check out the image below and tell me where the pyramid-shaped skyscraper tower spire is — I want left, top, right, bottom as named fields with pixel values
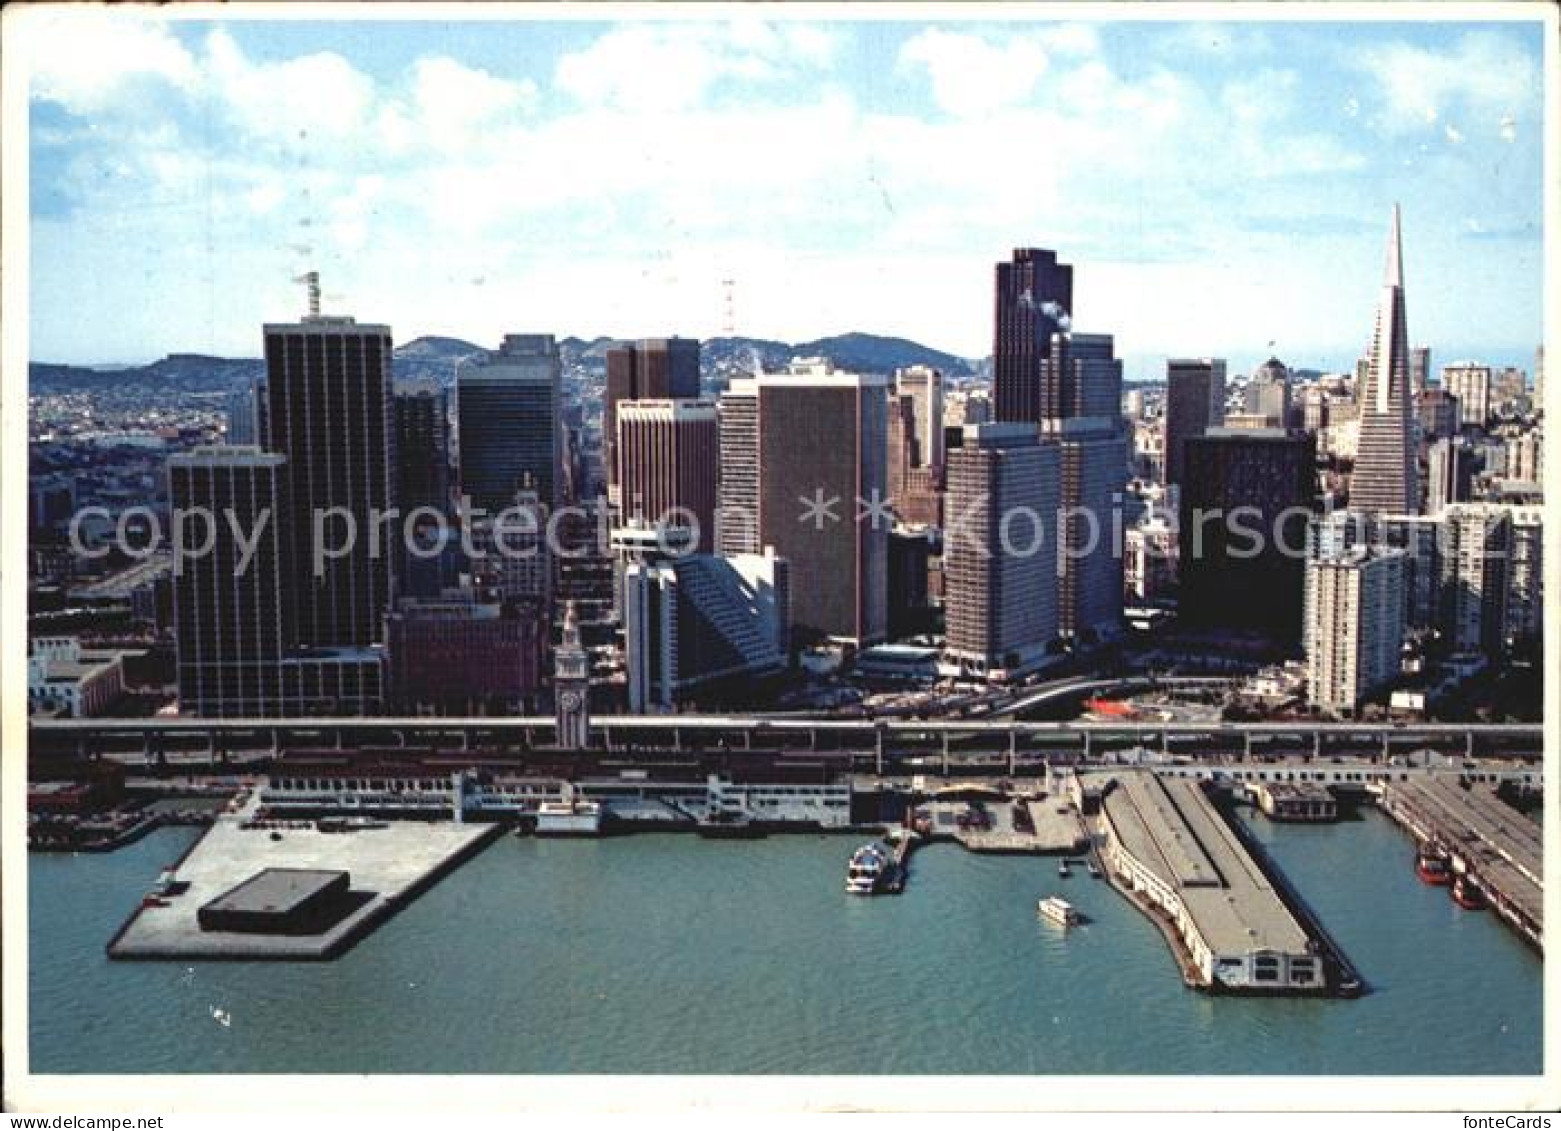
left=1351, top=204, right=1417, bottom=514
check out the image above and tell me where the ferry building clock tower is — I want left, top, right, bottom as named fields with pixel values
left=554, top=601, right=590, bottom=749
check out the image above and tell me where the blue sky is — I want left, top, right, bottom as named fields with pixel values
left=21, top=10, right=1547, bottom=378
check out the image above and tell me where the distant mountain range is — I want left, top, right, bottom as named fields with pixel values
left=30, top=332, right=983, bottom=395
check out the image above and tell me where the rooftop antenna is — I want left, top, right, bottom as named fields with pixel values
left=721, top=278, right=736, bottom=338
left=294, top=270, right=321, bottom=319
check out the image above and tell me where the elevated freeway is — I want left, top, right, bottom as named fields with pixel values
left=29, top=715, right=1543, bottom=775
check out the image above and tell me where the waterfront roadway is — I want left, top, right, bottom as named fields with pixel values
left=30, top=716, right=1544, bottom=773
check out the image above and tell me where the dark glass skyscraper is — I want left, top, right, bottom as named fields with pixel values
left=1163, top=358, right=1227, bottom=487
left=456, top=334, right=562, bottom=515
left=263, top=316, right=396, bottom=649
left=169, top=447, right=292, bottom=717
left=393, top=383, right=450, bottom=518
left=1179, top=428, right=1318, bottom=644
left=992, top=248, right=1073, bottom=424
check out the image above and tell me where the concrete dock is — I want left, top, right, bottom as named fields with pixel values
left=1098, top=771, right=1349, bottom=994
left=915, top=795, right=1086, bottom=854
left=1377, top=776, right=1543, bottom=951
left=107, top=809, right=500, bottom=961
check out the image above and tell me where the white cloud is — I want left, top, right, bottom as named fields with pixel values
left=23, top=8, right=198, bottom=113
left=554, top=22, right=837, bottom=113
left=897, top=29, right=1053, bottom=117
left=1361, top=31, right=1539, bottom=136
left=204, top=29, right=377, bottom=143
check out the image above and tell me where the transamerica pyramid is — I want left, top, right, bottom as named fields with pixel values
left=1350, top=205, right=1418, bottom=514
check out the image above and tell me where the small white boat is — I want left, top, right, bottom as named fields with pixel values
left=846, top=842, right=890, bottom=895
left=1036, top=896, right=1080, bottom=927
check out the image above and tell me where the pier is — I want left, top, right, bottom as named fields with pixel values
left=1096, top=771, right=1351, bottom=995
left=1376, top=776, right=1543, bottom=951
left=107, top=800, right=500, bottom=961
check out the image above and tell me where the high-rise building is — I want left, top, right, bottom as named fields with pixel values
left=715, top=379, right=759, bottom=556
left=1163, top=358, right=1227, bottom=486
left=1425, top=437, right=1473, bottom=516
left=1245, top=357, right=1292, bottom=428
left=1041, top=332, right=1123, bottom=421
left=1049, top=417, right=1127, bottom=640
left=1440, top=503, right=1512, bottom=658
left=1410, top=346, right=1431, bottom=400
left=894, top=365, right=946, bottom=469
left=992, top=248, right=1073, bottom=424
left=887, top=527, right=936, bottom=640
left=1442, top=363, right=1493, bottom=432
left=169, top=447, right=293, bottom=717
left=1504, top=428, right=1543, bottom=484
left=393, top=383, right=450, bottom=519
left=604, top=337, right=702, bottom=503
left=1304, top=547, right=1406, bottom=714
left=1504, top=505, right=1543, bottom=648
left=755, top=361, right=889, bottom=648
left=225, top=375, right=265, bottom=447
left=1416, top=387, right=1461, bottom=440
left=466, top=482, right=551, bottom=609
left=887, top=392, right=943, bottom=528
left=456, top=334, right=562, bottom=515
left=263, top=314, right=396, bottom=649
left=623, top=550, right=789, bottom=712
left=615, top=399, right=718, bottom=550
left=1352, top=206, right=1418, bottom=514
left=1179, top=429, right=1317, bottom=643
left=943, top=423, right=1061, bottom=681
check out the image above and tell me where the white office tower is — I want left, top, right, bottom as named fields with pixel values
left=1424, top=437, right=1468, bottom=515
left=715, top=379, right=759, bottom=556
left=894, top=365, right=946, bottom=470
left=1504, top=505, right=1543, bottom=648
left=943, top=423, right=1061, bottom=681
left=623, top=551, right=789, bottom=712
left=1440, top=503, right=1513, bottom=658
left=1304, top=547, right=1406, bottom=714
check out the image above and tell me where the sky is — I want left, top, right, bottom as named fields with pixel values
left=19, top=7, right=1548, bottom=378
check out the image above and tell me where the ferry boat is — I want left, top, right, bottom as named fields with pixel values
left=534, top=799, right=604, bottom=837
left=1415, top=849, right=1452, bottom=886
left=1036, top=896, right=1080, bottom=927
left=845, top=843, right=890, bottom=895
left=1451, top=874, right=1487, bottom=911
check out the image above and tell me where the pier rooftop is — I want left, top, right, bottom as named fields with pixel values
left=109, top=806, right=496, bottom=960
left=1103, top=772, right=1318, bottom=988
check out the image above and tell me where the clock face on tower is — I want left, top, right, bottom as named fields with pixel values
left=559, top=690, right=582, bottom=712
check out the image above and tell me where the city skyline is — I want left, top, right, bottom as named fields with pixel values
left=21, top=9, right=1545, bottom=375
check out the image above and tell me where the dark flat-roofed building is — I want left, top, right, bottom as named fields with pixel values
left=1163, top=358, right=1227, bottom=487
left=264, top=314, right=396, bottom=649
left=197, top=868, right=353, bottom=935
left=1179, top=428, right=1318, bottom=645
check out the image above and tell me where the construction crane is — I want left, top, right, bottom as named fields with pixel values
left=293, top=271, right=321, bottom=319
